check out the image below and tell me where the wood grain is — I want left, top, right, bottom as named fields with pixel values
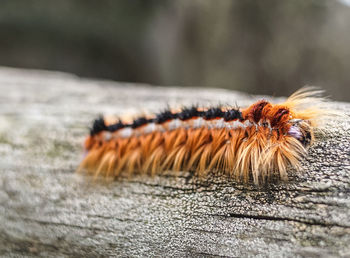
left=0, top=67, right=349, bottom=257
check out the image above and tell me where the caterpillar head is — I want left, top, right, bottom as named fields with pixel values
left=288, top=119, right=313, bottom=147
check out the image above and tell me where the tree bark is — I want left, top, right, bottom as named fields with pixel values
left=0, top=67, right=349, bottom=257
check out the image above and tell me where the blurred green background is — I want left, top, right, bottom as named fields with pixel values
left=0, top=0, right=349, bottom=100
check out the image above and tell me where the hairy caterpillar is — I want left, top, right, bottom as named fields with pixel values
left=78, top=88, right=327, bottom=184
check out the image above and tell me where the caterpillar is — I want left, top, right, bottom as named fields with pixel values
left=78, top=88, right=327, bottom=185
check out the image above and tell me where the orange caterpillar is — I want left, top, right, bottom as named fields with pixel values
left=78, top=88, right=326, bottom=184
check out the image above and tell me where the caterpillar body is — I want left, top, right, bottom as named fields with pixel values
left=79, top=88, right=326, bottom=184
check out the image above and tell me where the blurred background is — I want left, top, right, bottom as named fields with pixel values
left=0, top=0, right=349, bottom=101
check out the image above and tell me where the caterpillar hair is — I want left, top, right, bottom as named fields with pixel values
left=78, top=88, right=328, bottom=185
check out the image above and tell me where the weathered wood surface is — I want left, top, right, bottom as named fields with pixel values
left=0, top=67, right=349, bottom=257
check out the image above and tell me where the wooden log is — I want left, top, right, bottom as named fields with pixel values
left=0, top=67, right=349, bottom=257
